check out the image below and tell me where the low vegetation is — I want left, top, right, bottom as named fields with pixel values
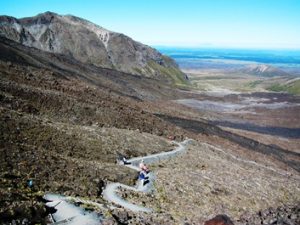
left=267, top=80, right=300, bottom=95
left=147, top=59, right=189, bottom=86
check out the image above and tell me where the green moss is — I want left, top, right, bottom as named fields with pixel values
left=267, top=83, right=287, bottom=92
left=287, top=80, right=300, bottom=95
left=266, top=80, right=300, bottom=95
left=81, top=203, right=97, bottom=211
left=146, top=60, right=189, bottom=86
left=247, top=80, right=263, bottom=88
left=132, top=67, right=143, bottom=75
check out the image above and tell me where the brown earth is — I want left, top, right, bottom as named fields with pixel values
left=0, top=38, right=191, bottom=223
left=1, top=37, right=299, bottom=224
left=116, top=142, right=300, bottom=224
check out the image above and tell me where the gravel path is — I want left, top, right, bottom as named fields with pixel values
left=44, top=194, right=102, bottom=225
left=44, top=139, right=192, bottom=223
left=102, top=139, right=192, bottom=212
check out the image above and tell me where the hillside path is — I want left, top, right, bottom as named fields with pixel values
left=102, top=139, right=192, bottom=212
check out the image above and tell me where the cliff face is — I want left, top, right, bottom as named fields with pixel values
left=0, top=12, right=187, bottom=84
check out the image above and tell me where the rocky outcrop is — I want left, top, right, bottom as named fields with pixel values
left=0, top=12, right=187, bottom=84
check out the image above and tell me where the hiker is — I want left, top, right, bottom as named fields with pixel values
left=139, top=170, right=149, bottom=180
left=116, top=152, right=131, bottom=165
left=139, top=159, right=149, bottom=173
left=97, top=179, right=106, bottom=197
left=122, top=156, right=131, bottom=165
left=139, top=170, right=149, bottom=186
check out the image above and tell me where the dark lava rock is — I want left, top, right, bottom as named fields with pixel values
left=111, top=209, right=133, bottom=224
left=0, top=201, right=47, bottom=224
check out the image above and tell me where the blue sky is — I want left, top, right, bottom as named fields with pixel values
left=1, top=0, right=300, bottom=49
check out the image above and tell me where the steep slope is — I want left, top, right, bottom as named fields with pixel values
left=0, top=36, right=183, bottom=100
left=1, top=36, right=299, bottom=224
left=1, top=16, right=299, bottom=224
left=0, top=11, right=187, bottom=84
left=0, top=36, right=191, bottom=223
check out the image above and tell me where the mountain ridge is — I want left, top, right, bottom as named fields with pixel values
left=0, top=11, right=188, bottom=84
left=241, top=64, right=290, bottom=77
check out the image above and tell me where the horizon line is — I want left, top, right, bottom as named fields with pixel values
left=151, top=44, right=300, bottom=51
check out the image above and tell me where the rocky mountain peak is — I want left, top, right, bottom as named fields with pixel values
left=0, top=12, right=187, bottom=84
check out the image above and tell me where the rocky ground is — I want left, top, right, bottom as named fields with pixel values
left=237, top=204, right=300, bottom=225
left=1, top=37, right=300, bottom=224
left=0, top=57, right=185, bottom=223
left=0, top=105, right=176, bottom=223
left=101, top=204, right=300, bottom=225
left=0, top=12, right=187, bottom=83
left=114, top=141, right=300, bottom=224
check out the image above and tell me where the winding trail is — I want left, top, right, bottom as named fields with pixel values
left=102, top=139, right=192, bottom=212
left=44, top=139, right=192, bottom=224
left=44, top=193, right=103, bottom=225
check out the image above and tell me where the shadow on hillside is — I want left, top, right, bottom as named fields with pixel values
left=156, top=114, right=300, bottom=172
left=212, top=120, right=300, bottom=139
